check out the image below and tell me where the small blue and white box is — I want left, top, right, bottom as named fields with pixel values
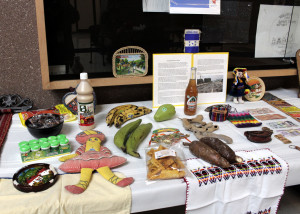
left=184, top=29, right=201, bottom=53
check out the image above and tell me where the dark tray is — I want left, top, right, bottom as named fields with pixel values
left=12, top=163, right=58, bottom=193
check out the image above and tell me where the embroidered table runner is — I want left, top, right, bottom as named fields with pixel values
left=184, top=149, right=288, bottom=214
left=0, top=109, right=13, bottom=151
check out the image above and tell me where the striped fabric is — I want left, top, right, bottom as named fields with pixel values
left=0, top=109, right=13, bottom=151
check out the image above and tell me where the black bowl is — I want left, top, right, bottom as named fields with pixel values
left=25, top=114, right=64, bottom=138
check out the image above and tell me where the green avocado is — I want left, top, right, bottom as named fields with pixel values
left=154, top=104, right=176, bottom=122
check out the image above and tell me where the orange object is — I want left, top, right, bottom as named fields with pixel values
left=184, top=67, right=198, bottom=116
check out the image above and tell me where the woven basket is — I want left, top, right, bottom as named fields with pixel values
left=112, top=46, right=148, bottom=78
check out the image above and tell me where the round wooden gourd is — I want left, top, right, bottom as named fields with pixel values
left=244, top=76, right=266, bottom=101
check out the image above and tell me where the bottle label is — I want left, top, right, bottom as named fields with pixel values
left=78, top=102, right=95, bottom=126
left=186, top=96, right=197, bottom=110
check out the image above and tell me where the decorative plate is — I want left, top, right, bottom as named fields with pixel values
left=244, top=77, right=265, bottom=101
left=62, top=87, right=97, bottom=115
left=12, top=163, right=58, bottom=193
left=112, top=46, right=148, bottom=78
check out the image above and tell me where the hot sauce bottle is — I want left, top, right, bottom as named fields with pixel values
left=184, top=67, right=198, bottom=115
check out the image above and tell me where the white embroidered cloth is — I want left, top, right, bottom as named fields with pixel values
left=184, top=149, right=288, bottom=214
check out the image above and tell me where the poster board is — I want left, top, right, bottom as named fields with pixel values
left=153, top=52, right=229, bottom=108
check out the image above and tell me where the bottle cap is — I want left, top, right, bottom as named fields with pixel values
left=19, top=141, right=29, bottom=148
left=20, top=145, right=31, bottom=153
left=48, top=136, right=57, bottom=141
left=41, top=142, right=51, bottom=150
left=39, top=138, right=48, bottom=143
left=57, top=134, right=66, bottom=140
left=50, top=140, right=60, bottom=148
left=31, top=144, right=41, bottom=151
left=80, top=72, right=88, bottom=80
left=60, top=139, right=69, bottom=146
left=29, top=140, right=39, bottom=146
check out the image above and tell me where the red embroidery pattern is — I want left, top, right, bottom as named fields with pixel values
left=191, top=157, right=282, bottom=187
left=246, top=207, right=271, bottom=214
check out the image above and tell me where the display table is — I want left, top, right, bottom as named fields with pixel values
left=1, top=88, right=300, bottom=213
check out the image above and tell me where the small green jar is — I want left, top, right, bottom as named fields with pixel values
left=59, top=138, right=70, bottom=150
left=31, top=144, right=42, bottom=158
left=41, top=142, right=51, bottom=154
left=18, top=141, right=29, bottom=148
left=20, top=145, right=31, bottom=155
left=50, top=140, right=60, bottom=153
left=31, top=144, right=41, bottom=152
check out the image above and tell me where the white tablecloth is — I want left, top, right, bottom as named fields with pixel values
left=1, top=88, right=300, bottom=213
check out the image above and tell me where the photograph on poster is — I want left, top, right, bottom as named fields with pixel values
left=197, top=74, right=223, bottom=93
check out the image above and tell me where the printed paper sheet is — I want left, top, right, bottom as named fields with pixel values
left=169, top=0, right=220, bottom=15
left=153, top=54, right=192, bottom=108
left=193, top=53, right=228, bottom=104
left=255, top=5, right=293, bottom=58
left=285, top=6, right=300, bottom=57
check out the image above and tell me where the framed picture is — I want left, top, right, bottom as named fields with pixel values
left=112, top=46, right=148, bottom=78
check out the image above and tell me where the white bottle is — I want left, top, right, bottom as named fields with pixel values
left=76, top=72, right=95, bottom=130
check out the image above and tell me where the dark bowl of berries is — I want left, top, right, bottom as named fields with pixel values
left=25, top=113, right=64, bottom=138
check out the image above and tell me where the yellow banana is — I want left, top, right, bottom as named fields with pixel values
left=106, top=104, right=138, bottom=127
left=114, top=106, right=152, bottom=128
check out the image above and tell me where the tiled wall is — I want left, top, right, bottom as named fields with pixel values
left=0, top=0, right=67, bottom=109
left=0, top=1, right=297, bottom=110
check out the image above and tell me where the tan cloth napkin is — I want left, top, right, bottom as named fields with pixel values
left=0, top=172, right=131, bottom=214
